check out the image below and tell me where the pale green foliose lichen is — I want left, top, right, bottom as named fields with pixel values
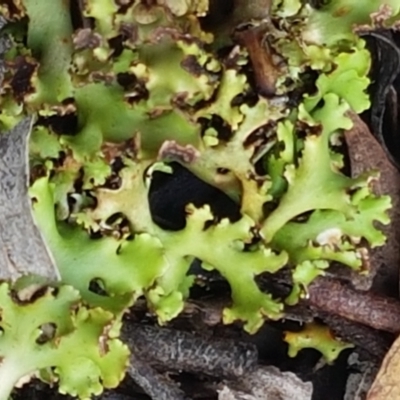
left=0, top=282, right=129, bottom=400
left=284, top=322, right=354, bottom=364
left=0, top=0, right=398, bottom=395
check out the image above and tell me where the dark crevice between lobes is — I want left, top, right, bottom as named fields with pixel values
left=148, top=162, right=241, bottom=231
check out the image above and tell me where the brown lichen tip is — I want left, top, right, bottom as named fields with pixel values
left=158, top=140, right=200, bottom=164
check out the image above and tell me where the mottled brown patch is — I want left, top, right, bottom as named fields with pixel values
left=234, top=24, right=280, bottom=97
left=332, top=6, right=351, bottom=18
left=171, top=91, right=190, bottom=108
left=29, top=164, right=48, bottom=185
left=9, top=56, right=37, bottom=102
left=243, top=122, right=275, bottom=148
left=37, top=100, right=78, bottom=136
left=91, top=72, right=114, bottom=85
left=181, top=55, right=205, bottom=77
left=0, top=0, right=26, bottom=20
left=117, top=72, right=149, bottom=104
left=158, top=140, right=200, bottom=164
left=101, top=136, right=139, bottom=162
left=119, top=22, right=139, bottom=44
left=73, top=28, right=102, bottom=50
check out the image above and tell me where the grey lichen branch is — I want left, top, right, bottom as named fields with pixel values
left=0, top=117, right=59, bottom=282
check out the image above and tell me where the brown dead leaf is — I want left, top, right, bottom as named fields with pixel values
left=367, top=334, right=400, bottom=399
left=344, top=112, right=400, bottom=295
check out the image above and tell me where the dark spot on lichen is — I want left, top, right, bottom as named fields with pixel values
left=231, top=90, right=258, bottom=107
left=29, top=164, right=48, bottom=185
left=91, top=72, right=114, bottom=85
left=119, top=22, right=139, bottom=44
left=116, top=0, right=135, bottom=14
left=308, top=0, right=330, bottom=10
left=73, top=28, right=102, bottom=50
left=333, top=6, right=351, bottom=18
left=117, top=72, right=149, bottom=103
left=37, top=100, right=78, bottom=136
left=102, top=173, right=122, bottom=190
left=181, top=55, right=206, bottom=77
left=101, top=137, right=139, bottom=163
left=88, top=278, right=108, bottom=296
left=10, top=56, right=37, bottom=101
left=199, top=0, right=234, bottom=31
left=117, top=72, right=137, bottom=89
left=36, top=323, right=56, bottom=345
left=108, top=35, right=124, bottom=57
left=199, top=114, right=233, bottom=142
left=244, top=122, right=275, bottom=148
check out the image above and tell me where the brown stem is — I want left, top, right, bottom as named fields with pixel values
left=307, top=277, right=400, bottom=334
left=234, top=25, right=279, bottom=97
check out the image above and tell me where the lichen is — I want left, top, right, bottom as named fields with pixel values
left=0, top=1, right=397, bottom=395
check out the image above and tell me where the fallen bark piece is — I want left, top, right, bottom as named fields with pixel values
left=0, top=118, right=59, bottom=282
left=367, top=333, right=400, bottom=399
left=218, top=366, right=313, bottom=400
left=307, top=277, right=400, bottom=333
left=344, top=112, right=400, bottom=294
left=122, top=323, right=258, bottom=378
